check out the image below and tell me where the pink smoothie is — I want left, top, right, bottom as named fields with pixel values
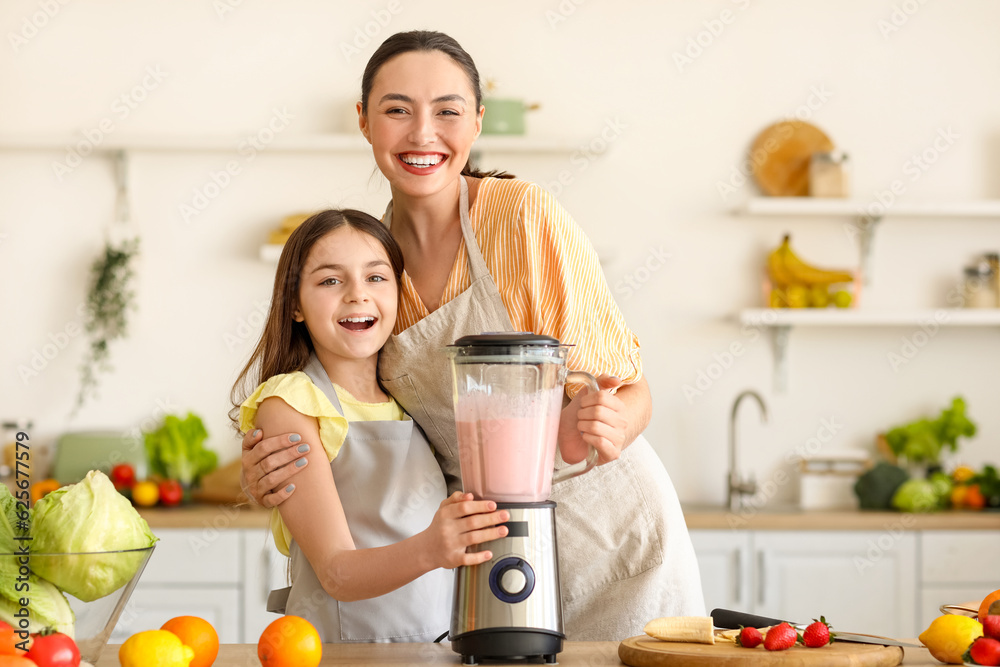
left=457, top=415, right=562, bottom=502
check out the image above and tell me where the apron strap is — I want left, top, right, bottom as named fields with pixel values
left=456, top=177, right=492, bottom=283
left=381, top=177, right=492, bottom=283
left=303, top=354, right=345, bottom=414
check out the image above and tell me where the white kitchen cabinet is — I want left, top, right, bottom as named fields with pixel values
left=113, top=528, right=243, bottom=642
left=110, top=586, right=241, bottom=644
left=110, top=526, right=294, bottom=644
left=242, top=527, right=290, bottom=641
left=754, top=531, right=917, bottom=639
left=138, top=528, right=242, bottom=585
left=690, top=529, right=918, bottom=638
left=688, top=530, right=752, bottom=613
left=919, top=530, right=1000, bottom=630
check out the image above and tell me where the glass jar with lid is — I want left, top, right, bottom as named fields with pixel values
left=962, top=262, right=997, bottom=308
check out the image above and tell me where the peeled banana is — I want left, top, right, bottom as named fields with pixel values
left=643, top=616, right=715, bottom=644
left=766, top=234, right=854, bottom=288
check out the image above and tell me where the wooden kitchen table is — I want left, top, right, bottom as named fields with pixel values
left=93, top=639, right=948, bottom=666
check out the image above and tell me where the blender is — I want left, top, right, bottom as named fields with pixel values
left=445, top=333, right=599, bottom=665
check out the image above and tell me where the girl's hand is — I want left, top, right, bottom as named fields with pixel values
left=558, top=375, right=628, bottom=465
left=241, top=429, right=310, bottom=508
left=421, top=492, right=509, bottom=570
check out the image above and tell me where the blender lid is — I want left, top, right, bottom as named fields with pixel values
left=452, top=332, right=560, bottom=347
left=448, top=332, right=568, bottom=363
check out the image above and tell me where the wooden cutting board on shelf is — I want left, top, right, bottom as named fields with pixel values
left=751, top=120, right=834, bottom=196
left=619, top=636, right=903, bottom=667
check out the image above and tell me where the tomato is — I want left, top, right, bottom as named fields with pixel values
left=131, top=480, right=159, bottom=507
left=25, top=630, right=80, bottom=667
left=110, top=463, right=136, bottom=490
left=158, top=480, right=184, bottom=507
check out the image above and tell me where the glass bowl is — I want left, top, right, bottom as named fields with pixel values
left=0, top=546, right=155, bottom=665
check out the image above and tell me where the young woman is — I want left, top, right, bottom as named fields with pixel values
left=232, top=209, right=507, bottom=642
left=242, top=31, right=704, bottom=640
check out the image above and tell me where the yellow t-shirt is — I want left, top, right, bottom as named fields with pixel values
left=239, top=371, right=406, bottom=556
left=393, top=177, right=642, bottom=395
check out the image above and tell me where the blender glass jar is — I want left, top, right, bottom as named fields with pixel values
left=446, top=333, right=598, bottom=502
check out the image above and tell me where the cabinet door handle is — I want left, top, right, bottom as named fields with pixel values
left=733, top=549, right=742, bottom=605
left=757, top=551, right=766, bottom=607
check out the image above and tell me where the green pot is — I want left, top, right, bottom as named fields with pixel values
left=482, top=98, right=538, bottom=135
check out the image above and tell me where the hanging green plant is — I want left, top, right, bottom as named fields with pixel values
left=75, top=236, right=140, bottom=411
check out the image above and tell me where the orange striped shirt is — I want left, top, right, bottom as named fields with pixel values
left=393, top=178, right=642, bottom=389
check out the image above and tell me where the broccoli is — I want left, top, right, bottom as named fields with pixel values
left=854, top=462, right=909, bottom=510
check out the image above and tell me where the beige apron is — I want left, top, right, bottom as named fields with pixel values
left=379, top=177, right=705, bottom=641
left=267, top=355, right=452, bottom=642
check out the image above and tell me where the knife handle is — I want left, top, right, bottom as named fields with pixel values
left=711, top=608, right=787, bottom=630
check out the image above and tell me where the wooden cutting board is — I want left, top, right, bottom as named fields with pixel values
left=751, top=120, right=834, bottom=196
left=619, top=636, right=903, bottom=667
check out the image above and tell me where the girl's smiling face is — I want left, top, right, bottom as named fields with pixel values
left=359, top=50, right=483, bottom=198
left=294, top=226, right=398, bottom=368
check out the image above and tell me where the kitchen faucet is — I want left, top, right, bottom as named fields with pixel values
left=728, top=389, right=768, bottom=511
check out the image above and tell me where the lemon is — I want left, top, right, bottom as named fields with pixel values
left=918, top=614, right=983, bottom=664
left=952, top=465, right=976, bottom=483
left=120, top=629, right=196, bottom=667
left=132, top=479, right=160, bottom=507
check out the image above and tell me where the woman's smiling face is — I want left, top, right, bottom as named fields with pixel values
left=359, top=50, right=483, bottom=197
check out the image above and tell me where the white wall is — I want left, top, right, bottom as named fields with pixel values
left=3, top=0, right=999, bottom=505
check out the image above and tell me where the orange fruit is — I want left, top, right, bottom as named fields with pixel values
left=161, top=616, right=219, bottom=667
left=0, top=656, right=36, bottom=667
left=0, top=621, right=25, bottom=656
left=258, top=615, right=322, bottom=667
left=981, top=589, right=1000, bottom=624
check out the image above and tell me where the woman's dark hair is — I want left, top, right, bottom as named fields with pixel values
left=361, top=30, right=514, bottom=180
left=229, top=209, right=403, bottom=429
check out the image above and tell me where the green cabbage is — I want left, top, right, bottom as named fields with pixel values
left=892, top=479, right=941, bottom=513
left=30, top=470, right=157, bottom=601
left=0, top=560, right=75, bottom=638
left=0, top=486, right=75, bottom=637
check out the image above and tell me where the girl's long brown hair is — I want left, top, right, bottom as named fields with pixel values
left=229, top=209, right=403, bottom=430
left=361, top=30, right=515, bottom=180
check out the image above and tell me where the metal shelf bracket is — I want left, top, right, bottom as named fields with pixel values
left=771, top=325, right=791, bottom=393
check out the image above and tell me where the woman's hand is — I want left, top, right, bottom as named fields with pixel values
left=558, top=375, right=630, bottom=465
left=240, top=429, right=310, bottom=507
left=419, top=492, right=509, bottom=570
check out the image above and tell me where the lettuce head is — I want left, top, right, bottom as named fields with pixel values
left=0, top=486, right=75, bottom=637
left=0, top=559, right=75, bottom=637
left=30, top=470, right=157, bottom=602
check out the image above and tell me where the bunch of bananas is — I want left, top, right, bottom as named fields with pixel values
left=766, top=234, right=854, bottom=308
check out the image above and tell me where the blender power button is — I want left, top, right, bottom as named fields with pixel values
left=488, top=557, right=535, bottom=604
left=500, top=567, right=527, bottom=595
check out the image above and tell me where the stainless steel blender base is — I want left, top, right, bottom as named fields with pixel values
left=451, top=628, right=562, bottom=665
left=450, top=502, right=564, bottom=663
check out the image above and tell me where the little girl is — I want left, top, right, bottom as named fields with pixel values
left=230, top=209, right=508, bottom=643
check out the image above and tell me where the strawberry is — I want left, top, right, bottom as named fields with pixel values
left=803, top=616, right=833, bottom=648
left=985, top=615, right=1000, bottom=641
left=763, top=622, right=799, bottom=651
left=736, top=626, right=762, bottom=648
left=967, top=636, right=1000, bottom=667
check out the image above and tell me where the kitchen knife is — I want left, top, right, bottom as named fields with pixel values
left=710, top=608, right=921, bottom=648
